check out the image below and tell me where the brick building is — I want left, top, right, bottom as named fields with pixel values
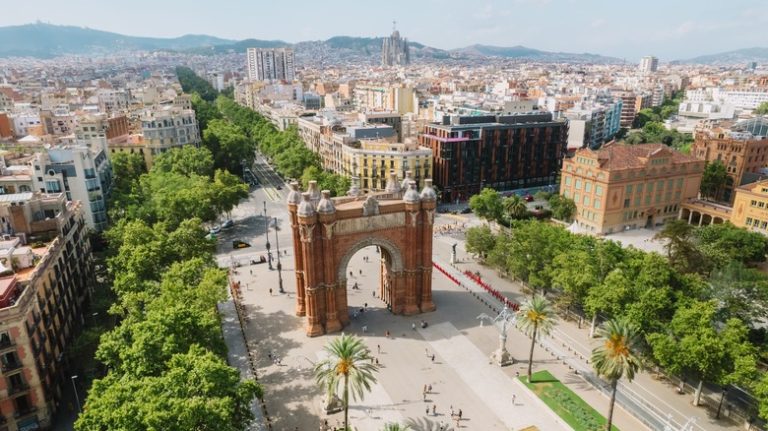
left=419, top=113, right=567, bottom=203
left=561, top=143, right=705, bottom=234
left=0, top=192, right=93, bottom=430
left=691, top=118, right=768, bottom=202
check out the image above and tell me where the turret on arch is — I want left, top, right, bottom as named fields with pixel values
left=287, top=172, right=437, bottom=337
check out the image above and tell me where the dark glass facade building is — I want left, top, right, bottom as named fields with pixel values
left=419, top=113, right=567, bottom=203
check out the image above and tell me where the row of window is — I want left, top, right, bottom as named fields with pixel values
left=750, top=200, right=768, bottom=208
left=745, top=217, right=768, bottom=230
left=626, top=178, right=684, bottom=195
left=564, top=177, right=605, bottom=196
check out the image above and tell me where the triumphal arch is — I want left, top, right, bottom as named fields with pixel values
left=286, top=171, right=436, bottom=337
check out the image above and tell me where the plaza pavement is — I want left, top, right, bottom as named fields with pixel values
left=229, top=242, right=649, bottom=431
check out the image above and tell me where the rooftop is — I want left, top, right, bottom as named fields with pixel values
left=573, top=143, right=700, bottom=170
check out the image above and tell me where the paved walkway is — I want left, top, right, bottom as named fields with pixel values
left=218, top=299, right=268, bottom=431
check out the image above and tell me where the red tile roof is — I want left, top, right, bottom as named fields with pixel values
left=574, top=143, right=700, bottom=170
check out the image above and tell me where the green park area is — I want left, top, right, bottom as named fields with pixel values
left=520, top=370, right=619, bottom=431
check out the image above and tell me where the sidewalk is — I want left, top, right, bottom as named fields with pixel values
left=439, top=235, right=745, bottom=431
left=218, top=298, right=268, bottom=431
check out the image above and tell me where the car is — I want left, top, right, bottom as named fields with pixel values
left=232, top=240, right=251, bottom=249
left=275, top=185, right=283, bottom=190
left=460, top=207, right=472, bottom=214
left=524, top=194, right=534, bottom=202
left=209, top=225, right=221, bottom=234
left=221, top=219, right=235, bottom=229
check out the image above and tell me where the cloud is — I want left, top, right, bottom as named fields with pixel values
left=590, top=18, right=605, bottom=28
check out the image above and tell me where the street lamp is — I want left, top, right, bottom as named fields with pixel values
left=264, top=201, right=272, bottom=270
left=477, top=305, right=516, bottom=366
left=71, top=375, right=81, bottom=413
left=716, top=388, right=727, bottom=419
left=274, top=217, right=284, bottom=293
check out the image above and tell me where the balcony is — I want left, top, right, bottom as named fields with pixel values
left=7, top=383, right=29, bottom=396
left=2, top=361, right=22, bottom=373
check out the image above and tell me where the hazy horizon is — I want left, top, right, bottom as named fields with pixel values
left=3, top=0, right=767, bottom=60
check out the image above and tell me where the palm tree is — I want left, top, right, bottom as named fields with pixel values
left=591, top=318, right=642, bottom=431
left=381, top=423, right=411, bottom=431
left=516, top=295, right=557, bottom=382
left=503, top=195, right=528, bottom=221
left=314, top=333, right=379, bottom=431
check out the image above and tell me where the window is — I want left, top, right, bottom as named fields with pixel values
left=746, top=217, right=753, bottom=225
left=595, top=185, right=603, bottom=196
left=584, top=196, right=591, bottom=206
left=626, top=184, right=633, bottom=194
left=677, top=178, right=684, bottom=188
left=565, top=176, right=572, bottom=186
left=647, top=183, right=654, bottom=192
left=575, top=179, right=582, bottom=190
left=594, top=199, right=601, bottom=209
left=657, top=180, right=664, bottom=191
left=623, top=198, right=630, bottom=208
left=636, top=184, right=643, bottom=193
left=585, top=182, right=592, bottom=193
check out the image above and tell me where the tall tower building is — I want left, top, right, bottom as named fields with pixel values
left=639, top=56, right=659, bottom=74
left=246, top=48, right=295, bottom=82
left=381, top=22, right=410, bottom=66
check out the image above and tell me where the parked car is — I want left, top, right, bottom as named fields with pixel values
left=460, top=207, right=472, bottom=214
left=221, top=219, right=234, bottom=229
left=209, top=225, right=221, bottom=234
left=524, top=194, right=534, bottom=202
left=232, top=240, right=251, bottom=249
left=275, top=185, right=283, bottom=190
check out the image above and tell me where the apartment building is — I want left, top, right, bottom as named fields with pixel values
left=353, top=85, right=416, bottom=115
left=420, top=112, right=567, bottom=203
left=0, top=192, right=93, bottom=431
left=108, top=106, right=200, bottom=169
left=341, top=139, right=432, bottom=191
left=560, top=143, right=705, bottom=234
left=245, top=48, right=295, bottom=82
left=359, top=112, right=403, bottom=142
left=639, top=56, right=659, bottom=74
left=691, top=118, right=768, bottom=202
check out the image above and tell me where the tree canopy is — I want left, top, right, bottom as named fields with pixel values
left=700, top=160, right=728, bottom=201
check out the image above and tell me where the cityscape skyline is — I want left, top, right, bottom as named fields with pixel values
left=2, top=0, right=767, bottom=60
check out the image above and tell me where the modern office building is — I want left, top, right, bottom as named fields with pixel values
left=359, top=112, right=403, bottom=141
left=420, top=112, right=567, bottom=203
left=381, top=28, right=410, bottom=66
left=639, top=56, right=659, bottom=74
left=691, top=118, right=768, bottom=202
left=560, top=143, right=705, bottom=234
left=0, top=192, right=94, bottom=431
left=246, top=48, right=295, bottom=82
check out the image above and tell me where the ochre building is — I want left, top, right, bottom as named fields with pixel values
left=560, top=143, right=705, bottom=234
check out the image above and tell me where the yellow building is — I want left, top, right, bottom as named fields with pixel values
left=731, top=179, right=768, bottom=233
left=341, top=139, right=432, bottom=191
left=560, top=143, right=705, bottom=234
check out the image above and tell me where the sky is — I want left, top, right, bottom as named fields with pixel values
left=3, top=0, right=768, bottom=60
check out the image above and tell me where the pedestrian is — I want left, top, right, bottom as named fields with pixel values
left=250, top=269, right=252, bottom=275
left=269, top=288, right=273, bottom=296
left=450, top=407, right=454, bottom=417
left=359, top=269, right=362, bottom=275
left=364, top=302, right=368, bottom=309
left=428, top=384, right=432, bottom=393
left=458, top=409, right=462, bottom=420
left=431, top=354, right=435, bottom=362
left=512, top=394, right=516, bottom=405
left=425, top=348, right=429, bottom=357
left=375, top=357, right=379, bottom=365
left=268, top=352, right=273, bottom=360
left=377, top=344, right=381, bottom=354
left=362, top=325, right=367, bottom=333
left=432, top=404, right=436, bottom=416
left=426, top=406, right=429, bottom=415
left=412, top=323, right=416, bottom=330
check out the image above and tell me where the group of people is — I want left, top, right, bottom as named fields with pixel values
left=435, top=222, right=466, bottom=236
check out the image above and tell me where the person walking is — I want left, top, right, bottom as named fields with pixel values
left=458, top=409, right=462, bottom=420
left=432, top=404, right=436, bottom=416
left=512, top=394, right=516, bottom=405
left=412, top=322, right=416, bottom=330
left=269, top=288, right=273, bottom=296
left=428, top=384, right=432, bottom=393
left=431, top=354, right=435, bottom=362
left=377, top=344, right=381, bottom=354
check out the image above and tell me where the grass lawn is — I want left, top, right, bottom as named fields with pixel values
left=520, top=370, right=619, bottom=431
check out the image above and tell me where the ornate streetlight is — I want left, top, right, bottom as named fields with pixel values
left=274, top=217, right=284, bottom=293
left=477, top=304, right=516, bottom=366
left=264, top=201, right=272, bottom=270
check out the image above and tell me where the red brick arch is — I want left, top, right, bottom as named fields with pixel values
left=287, top=178, right=436, bottom=337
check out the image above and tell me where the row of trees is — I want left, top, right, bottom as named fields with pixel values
left=77, top=148, right=260, bottom=430
left=465, top=219, right=768, bottom=419
left=468, top=188, right=576, bottom=225
left=625, top=91, right=693, bottom=152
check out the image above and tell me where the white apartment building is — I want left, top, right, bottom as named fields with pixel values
left=97, top=89, right=129, bottom=113
left=9, top=112, right=41, bottom=138
left=246, top=48, right=295, bottom=82
left=353, top=85, right=416, bottom=114
left=30, top=147, right=112, bottom=231
left=639, top=56, right=658, bottom=74
left=140, top=106, right=201, bottom=157
left=684, top=87, right=768, bottom=110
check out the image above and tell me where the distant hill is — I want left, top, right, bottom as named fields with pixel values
left=452, top=44, right=622, bottom=64
left=679, top=47, right=768, bottom=65
left=0, top=23, right=236, bottom=57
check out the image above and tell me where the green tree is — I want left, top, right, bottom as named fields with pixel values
left=381, top=424, right=411, bottom=431
left=152, top=146, right=214, bottom=177
left=708, top=261, right=768, bottom=321
left=314, top=334, right=379, bottom=430
left=176, top=66, right=218, bottom=102
left=502, top=195, right=529, bottom=221
left=211, top=169, right=249, bottom=218
left=468, top=188, right=503, bottom=223
left=517, top=295, right=557, bottom=382
left=76, top=346, right=262, bottom=431
left=551, top=249, right=597, bottom=311
left=755, top=101, right=768, bottom=115
left=548, top=194, right=576, bottom=222
left=190, top=92, right=223, bottom=131
left=700, top=160, right=728, bottom=201
left=755, top=372, right=768, bottom=421
left=695, top=222, right=768, bottom=265
left=591, top=318, right=642, bottom=431
left=465, top=225, right=496, bottom=259
left=203, top=119, right=254, bottom=175
left=654, top=220, right=704, bottom=274
left=584, top=268, right=633, bottom=337
left=109, top=152, right=147, bottom=217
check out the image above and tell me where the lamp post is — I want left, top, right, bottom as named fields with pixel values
left=274, top=217, right=284, bottom=293
left=264, top=201, right=272, bottom=270
left=477, top=305, right=516, bottom=366
left=716, top=388, right=727, bottom=419
left=71, top=375, right=81, bottom=413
